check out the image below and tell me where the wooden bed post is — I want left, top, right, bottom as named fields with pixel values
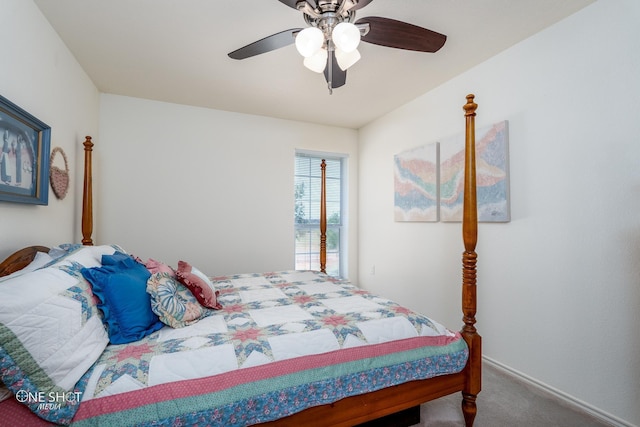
left=461, top=95, right=481, bottom=426
left=320, top=159, right=327, bottom=274
left=81, top=136, right=94, bottom=246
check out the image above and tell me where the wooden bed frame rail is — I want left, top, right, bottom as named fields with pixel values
left=0, top=95, right=481, bottom=427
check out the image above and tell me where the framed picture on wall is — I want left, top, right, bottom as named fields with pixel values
left=0, top=95, right=51, bottom=205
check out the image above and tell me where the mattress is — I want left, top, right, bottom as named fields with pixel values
left=70, top=270, right=468, bottom=426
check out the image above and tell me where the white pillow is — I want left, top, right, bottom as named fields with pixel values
left=0, top=245, right=122, bottom=424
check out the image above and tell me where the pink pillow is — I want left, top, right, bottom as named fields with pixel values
left=145, top=258, right=175, bottom=276
left=176, top=261, right=221, bottom=309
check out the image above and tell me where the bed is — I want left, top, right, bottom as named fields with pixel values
left=0, top=95, right=482, bottom=427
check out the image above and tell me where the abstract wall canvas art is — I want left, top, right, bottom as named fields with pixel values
left=440, top=121, right=510, bottom=222
left=394, top=143, right=439, bottom=222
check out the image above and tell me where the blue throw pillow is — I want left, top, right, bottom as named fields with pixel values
left=100, top=251, right=134, bottom=266
left=82, top=252, right=163, bottom=344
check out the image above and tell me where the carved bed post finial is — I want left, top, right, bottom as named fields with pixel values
left=320, top=159, right=327, bottom=274
left=461, top=94, right=481, bottom=427
left=82, top=136, right=94, bottom=246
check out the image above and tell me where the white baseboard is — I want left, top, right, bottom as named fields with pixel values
left=482, top=356, right=636, bottom=427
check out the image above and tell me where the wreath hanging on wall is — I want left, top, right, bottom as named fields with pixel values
left=49, top=146, right=69, bottom=200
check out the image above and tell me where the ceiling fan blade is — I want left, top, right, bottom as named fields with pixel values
left=324, top=50, right=346, bottom=89
left=228, top=28, right=302, bottom=60
left=351, top=0, right=373, bottom=10
left=277, top=0, right=317, bottom=10
left=356, top=16, right=446, bottom=53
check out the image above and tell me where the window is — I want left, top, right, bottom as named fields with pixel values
left=294, top=152, right=345, bottom=277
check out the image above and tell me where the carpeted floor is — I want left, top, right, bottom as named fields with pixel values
left=414, top=361, right=613, bottom=427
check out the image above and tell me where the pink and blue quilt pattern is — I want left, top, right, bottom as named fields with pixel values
left=70, top=271, right=468, bottom=426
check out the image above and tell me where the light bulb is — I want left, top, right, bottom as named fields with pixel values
left=335, top=48, right=360, bottom=71
left=295, top=27, right=324, bottom=58
left=303, top=48, right=328, bottom=73
left=332, top=22, right=360, bottom=53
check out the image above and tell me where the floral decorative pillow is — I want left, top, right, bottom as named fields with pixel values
left=143, top=258, right=175, bottom=276
left=146, top=272, right=215, bottom=328
left=175, top=261, right=222, bottom=309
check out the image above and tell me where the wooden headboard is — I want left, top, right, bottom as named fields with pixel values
left=0, top=246, right=50, bottom=277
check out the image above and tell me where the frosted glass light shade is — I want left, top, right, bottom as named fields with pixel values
left=335, top=48, right=360, bottom=70
left=295, top=27, right=324, bottom=57
left=303, top=48, right=328, bottom=73
left=332, top=22, right=360, bottom=53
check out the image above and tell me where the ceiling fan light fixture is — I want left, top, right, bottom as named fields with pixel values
left=295, top=27, right=324, bottom=57
left=331, top=22, right=360, bottom=53
left=228, top=1, right=448, bottom=93
left=303, top=48, right=328, bottom=73
left=335, top=47, right=360, bottom=71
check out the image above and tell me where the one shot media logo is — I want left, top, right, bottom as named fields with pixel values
left=15, top=390, right=81, bottom=410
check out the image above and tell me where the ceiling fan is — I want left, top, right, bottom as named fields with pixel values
left=228, top=0, right=447, bottom=93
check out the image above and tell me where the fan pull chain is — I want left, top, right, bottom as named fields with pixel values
left=327, top=45, right=334, bottom=94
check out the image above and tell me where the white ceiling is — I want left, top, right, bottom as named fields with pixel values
left=34, top=0, right=595, bottom=129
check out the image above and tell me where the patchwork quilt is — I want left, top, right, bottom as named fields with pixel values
left=69, top=271, right=468, bottom=426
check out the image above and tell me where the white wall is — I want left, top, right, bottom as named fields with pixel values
left=0, top=0, right=100, bottom=260
left=358, top=0, right=640, bottom=425
left=97, top=95, right=359, bottom=281
left=4, top=0, right=638, bottom=425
